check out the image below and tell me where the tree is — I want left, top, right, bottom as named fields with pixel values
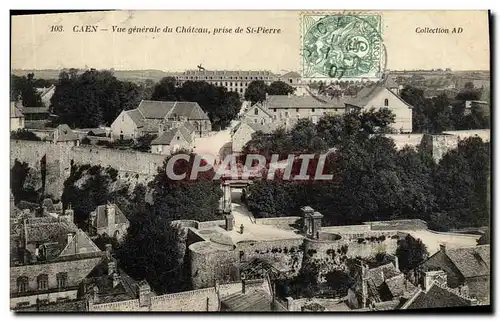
left=116, top=208, right=189, bottom=294
left=133, top=134, right=158, bottom=152
left=267, top=81, right=296, bottom=96
left=11, top=160, right=40, bottom=204
left=151, top=77, right=179, bottom=101
left=396, top=234, right=429, bottom=272
left=431, top=137, right=490, bottom=230
left=244, top=80, right=268, bottom=104
left=151, top=151, right=223, bottom=222
left=61, top=164, right=118, bottom=228
left=11, top=73, right=44, bottom=107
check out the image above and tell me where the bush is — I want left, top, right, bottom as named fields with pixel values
left=10, top=129, right=41, bottom=141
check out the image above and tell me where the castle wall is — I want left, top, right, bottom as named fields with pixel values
left=10, top=140, right=168, bottom=200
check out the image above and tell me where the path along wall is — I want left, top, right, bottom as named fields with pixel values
left=10, top=140, right=168, bottom=199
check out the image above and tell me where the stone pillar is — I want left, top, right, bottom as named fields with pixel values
left=223, top=182, right=232, bottom=213
left=301, top=206, right=314, bottom=235
left=225, top=214, right=234, bottom=231
left=138, top=280, right=151, bottom=307
left=311, top=211, right=323, bottom=239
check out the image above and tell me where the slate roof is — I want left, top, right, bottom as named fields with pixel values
left=137, top=100, right=209, bottom=120
left=445, top=245, right=490, bottom=278
left=221, top=289, right=287, bottom=311
left=401, top=283, right=474, bottom=310
left=346, top=84, right=413, bottom=109
left=48, top=124, right=79, bottom=142
left=93, top=204, right=129, bottom=228
left=266, top=95, right=347, bottom=109
left=183, top=121, right=196, bottom=133
left=10, top=102, right=24, bottom=118
left=385, top=77, right=399, bottom=88
left=126, top=109, right=145, bottom=128
left=151, top=124, right=193, bottom=145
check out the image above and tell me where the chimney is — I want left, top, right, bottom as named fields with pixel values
left=93, top=285, right=99, bottom=304
left=108, top=260, right=116, bottom=276
left=106, top=203, right=116, bottom=232
left=138, top=281, right=151, bottom=307
left=439, top=243, right=446, bottom=254
left=393, top=254, right=399, bottom=271
left=285, top=297, right=294, bottom=311
left=53, top=127, right=59, bottom=143
left=112, top=272, right=120, bottom=288
left=241, top=277, right=246, bottom=294
left=67, top=233, right=74, bottom=246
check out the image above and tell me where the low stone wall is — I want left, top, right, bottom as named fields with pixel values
left=321, top=224, right=371, bottom=234
left=255, top=216, right=301, bottom=226
left=91, top=298, right=141, bottom=312
left=198, top=220, right=226, bottom=230
left=151, top=287, right=218, bottom=311
left=365, top=219, right=428, bottom=231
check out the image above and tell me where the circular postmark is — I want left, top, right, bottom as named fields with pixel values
left=303, top=14, right=385, bottom=80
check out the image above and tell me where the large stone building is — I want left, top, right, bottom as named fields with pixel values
left=172, top=70, right=278, bottom=95
left=111, top=100, right=211, bottom=140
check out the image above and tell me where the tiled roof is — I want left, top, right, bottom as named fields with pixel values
left=372, top=299, right=402, bottom=311
left=365, top=263, right=401, bottom=288
left=94, top=204, right=129, bottom=229
left=266, top=95, right=347, bottom=109
left=25, top=221, right=77, bottom=244
left=138, top=100, right=175, bottom=119
left=384, top=274, right=418, bottom=298
left=445, top=245, right=490, bottom=278
left=221, top=289, right=286, bottom=311
left=401, top=283, right=474, bottom=310
left=171, top=101, right=210, bottom=120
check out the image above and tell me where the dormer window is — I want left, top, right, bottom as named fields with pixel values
left=17, top=276, right=28, bottom=293
left=254, top=108, right=258, bottom=115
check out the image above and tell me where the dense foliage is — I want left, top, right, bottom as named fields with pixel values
left=11, top=73, right=44, bottom=106
left=396, top=235, right=429, bottom=272
left=10, top=129, right=42, bottom=141
left=244, top=80, right=296, bottom=104
left=400, top=85, right=490, bottom=133
left=51, top=69, right=152, bottom=128
left=245, top=110, right=490, bottom=231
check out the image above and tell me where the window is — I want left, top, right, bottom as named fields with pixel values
left=17, top=276, right=28, bottom=293
left=312, top=108, right=315, bottom=112
left=254, top=108, right=258, bottom=115
left=240, top=88, right=243, bottom=93
left=37, top=274, right=48, bottom=291
left=273, top=108, right=277, bottom=112
left=56, top=272, right=68, bottom=289
left=254, top=119, right=258, bottom=123
left=285, top=111, right=289, bottom=117
left=230, top=82, right=233, bottom=86
left=296, top=108, right=299, bottom=113
left=289, top=78, right=293, bottom=84
left=384, top=98, right=389, bottom=106
left=177, top=136, right=180, bottom=140
left=261, top=119, right=265, bottom=125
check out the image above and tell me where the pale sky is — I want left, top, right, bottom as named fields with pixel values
left=11, top=10, right=490, bottom=73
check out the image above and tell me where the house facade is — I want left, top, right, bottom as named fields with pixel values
left=345, top=85, right=413, bottom=133
left=151, top=123, right=195, bottom=155
left=110, top=100, right=211, bottom=140
left=10, top=102, right=25, bottom=131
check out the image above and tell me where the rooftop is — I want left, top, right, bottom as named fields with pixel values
left=266, top=95, right=348, bottom=109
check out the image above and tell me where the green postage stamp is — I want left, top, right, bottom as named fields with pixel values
left=301, top=13, right=385, bottom=80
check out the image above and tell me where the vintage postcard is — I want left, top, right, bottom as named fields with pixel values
left=10, top=10, right=491, bottom=312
